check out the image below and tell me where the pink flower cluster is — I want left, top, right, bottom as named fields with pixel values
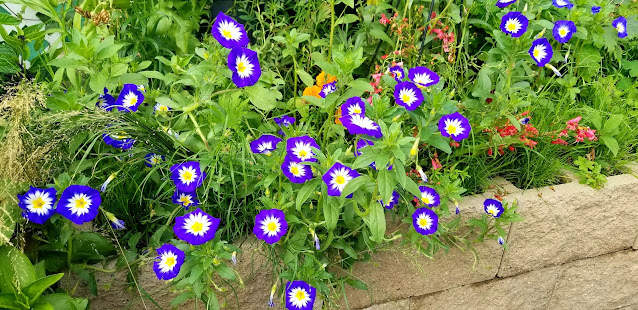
left=553, top=116, right=597, bottom=144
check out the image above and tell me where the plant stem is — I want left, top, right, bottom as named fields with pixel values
left=329, top=0, right=335, bottom=59
left=188, top=112, right=212, bottom=152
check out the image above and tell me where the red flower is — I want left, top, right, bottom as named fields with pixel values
left=566, top=116, right=582, bottom=130
left=551, top=139, right=568, bottom=145
left=487, top=148, right=493, bottom=156
left=508, top=145, right=515, bottom=152
left=431, top=158, right=442, bottom=170
left=379, top=14, right=390, bottom=25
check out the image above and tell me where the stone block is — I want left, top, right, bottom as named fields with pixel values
left=361, top=298, right=409, bottom=310
left=409, top=266, right=560, bottom=310
left=548, top=250, right=638, bottom=309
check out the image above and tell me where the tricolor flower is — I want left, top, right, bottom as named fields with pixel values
left=153, top=102, right=171, bottom=113
left=519, top=117, right=531, bottom=125
left=96, top=88, right=117, bottom=111
left=105, top=211, right=125, bottom=230
left=145, top=153, right=165, bottom=168
left=17, top=186, right=57, bottom=225
left=173, top=208, right=220, bottom=245
left=153, top=244, right=185, bottom=281
left=281, top=156, right=313, bottom=184
left=552, top=0, right=573, bottom=9
left=137, top=85, right=146, bottom=93
left=102, top=133, right=135, bottom=150
left=320, top=81, right=337, bottom=98
left=408, top=66, right=440, bottom=87
left=498, top=236, right=505, bottom=245
left=552, top=20, right=576, bottom=43
left=228, top=47, right=261, bottom=88
left=354, top=139, right=374, bottom=157
left=211, top=12, right=249, bottom=49
left=412, top=207, right=439, bottom=235
left=115, top=84, right=144, bottom=112
left=484, top=199, right=504, bottom=218
left=417, top=166, right=428, bottom=183
left=250, top=134, right=282, bottom=155
left=170, top=161, right=206, bottom=192
left=529, top=38, right=553, bottom=67
left=591, top=6, right=601, bottom=14
left=389, top=65, right=405, bottom=82
left=500, top=12, right=528, bottom=38
left=172, top=189, right=200, bottom=209
left=438, top=112, right=471, bottom=141
left=394, top=81, right=424, bottom=111
left=417, top=186, right=440, bottom=207
left=269, top=283, right=277, bottom=307
left=341, top=97, right=366, bottom=117
left=286, top=136, right=319, bottom=162
left=231, top=251, right=237, bottom=265
left=285, top=281, right=316, bottom=310
left=275, top=115, right=296, bottom=135
left=323, top=162, right=360, bottom=197
left=495, top=0, right=516, bottom=8
left=379, top=191, right=400, bottom=209
left=100, top=173, right=117, bottom=192
left=309, top=228, right=320, bottom=250
left=612, top=17, right=628, bottom=38
left=253, top=209, right=288, bottom=244
left=341, top=114, right=382, bottom=138
left=56, top=185, right=102, bottom=225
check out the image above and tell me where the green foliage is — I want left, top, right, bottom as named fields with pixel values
left=574, top=156, right=607, bottom=189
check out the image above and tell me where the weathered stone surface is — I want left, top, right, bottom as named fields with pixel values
left=343, top=194, right=506, bottom=310
left=362, top=298, right=409, bottom=310
left=498, top=174, right=638, bottom=277
left=410, top=266, right=560, bottom=310
left=548, top=250, right=638, bottom=309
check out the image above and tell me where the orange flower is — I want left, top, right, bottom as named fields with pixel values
left=335, top=106, right=342, bottom=124
left=316, top=71, right=337, bottom=87
left=303, top=85, right=322, bottom=98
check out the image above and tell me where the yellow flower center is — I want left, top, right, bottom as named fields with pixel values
left=76, top=198, right=87, bottom=209
left=291, top=166, right=300, bottom=175
left=299, top=150, right=308, bottom=158
left=336, top=175, right=346, bottom=185
left=237, top=62, right=246, bottom=73
left=559, top=28, right=567, bottom=36
left=179, top=196, right=192, bottom=206
left=402, top=94, right=411, bottom=102
left=159, top=106, right=168, bottom=111
left=222, top=30, right=232, bottom=38
left=130, top=97, right=137, bottom=105
left=488, top=209, right=497, bottom=215
left=421, top=197, right=431, bottom=204
left=507, top=23, right=517, bottom=32
left=182, top=171, right=193, bottom=181
left=354, top=108, right=361, bottom=114
left=33, top=197, right=45, bottom=209
left=295, top=290, right=306, bottom=301
left=191, top=222, right=203, bottom=232
left=165, top=257, right=175, bottom=267
left=447, top=124, right=457, bottom=134
left=533, top=48, right=540, bottom=58
left=267, top=222, right=278, bottom=232
left=419, top=218, right=429, bottom=227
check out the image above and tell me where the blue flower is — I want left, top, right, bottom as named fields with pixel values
left=500, top=12, right=528, bottom=38
left=408, top=66, right=440, bottom=87
left=379, top=191, right=400, bottom=209
left=286, top=136, right=320, bottom=163
left=552, top=0, right=573, bottom=9
left=519, top=117, right=530, bottom=125
left=153, top=102, right=171, bottom=113
left=228, top=47, right=261, bottom=88
left=341, top=114, right=382, bottom=138
left=172, top=189, right=200, bottom=209
left=612, top=16, right=628, bottom=38
left=484, top=199, right=504, bottom=218
left=170, top=161, right=206, bottom=192
left=412, top=207, right=438, bottom=235
left=153, top=244, right=185, bottom=280
left=416, top=186, right=440, bottom=207
left=552, top=20, right=577, bottom=43
left=250, top=134, right=282, bottom=155
left=96, top=88, right=117, bottom=111
left=281, top=156, right=313, bottom=184
left=438, top=112, right=471, bottom=142
left=17, top=186, right=57, bottom=225
left=323, top=162, right=360, bottom=197
left=102, top=133, right=135, bottom=150
left=253, top=209, right=288, bottom=244
left=394, top=81, right=424, bottom=111
left=56, top=185, right=102, bottom=225
left=498, top=236, right=505, bottom=245
left=211, top=12, right=249, bottom=49
left=529, top=38, right=553, bottom=67
left=173, top=208, right=220, bottom=245
left=341, top=97, right=366, bottom=118
left=285, top=281, right=316, bottom=310
left=389, top=65, right=405, bottom=82
left=495, top=0, right=516, bottom=8
left=320, top=81, right=337, bottom=98
left=105, top=211, right=125, bottom=230
left=591, top=6, right=601, bottom=14
left=115, top=84, right=144, bottom=112
left=274, top=115, right=296, bottom=135
left=145, top=153, right=165, bottom=168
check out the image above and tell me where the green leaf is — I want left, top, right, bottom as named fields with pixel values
left=295, top=69, right=314, bottom=87
left=244, top=85, right=279, bottom=111
left=363, top=203, right=386, bottom=243
left=341, top=0, right=355, bottom=8
left=346, top=279, right=368, bottom=290
left=422, top=133, right=452, bottom=154
left=23, top=273, right=64, bottom=303
left=0, top=245, right=37, bottom=294
left=370, top=27, right=394, bottom=46
left=346, top=79, right=374, bottom=93
left=150, top=226, right=168, bottom=248
left=215, top=266, right=236, bottom=280
left=96, top=44, right=125, bottom=60
left=601, top=136, right=619, bottom=157
left=0, top=54, right=20, bottom=74
left=603, top=115, right=622, bottom=133
left=323, top=199, right=340, bottom=231
left=377, top=169, right=395, bottom=206
left=336, top=14, right=359, bottom=25
left=0, top=293, right=20, bottom=309
left=0, top=13, right=20, bottom=25
left=332, top=240, right=357, bottom=259
left=341, top=175, right=372, bottom=198
left=296, top=179, right=320, bottom=212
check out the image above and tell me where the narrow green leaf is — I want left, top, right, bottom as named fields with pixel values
left=296, top=179, right=320, bottom=212
left=0, top=13, right=20, bottom=25
left=23, top=273, right=64, bottom=303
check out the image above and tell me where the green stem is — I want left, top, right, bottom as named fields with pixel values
left=188, top=112, right=212, bottom=152
left=329, top=0, right=335, bottom=59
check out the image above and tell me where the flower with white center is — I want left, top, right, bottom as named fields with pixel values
left=172, top=189, right=199, bottom=209
left=170, top=162, right=206, bottom=192
left=612, top=16, right=628, bottom=38
left=153, top=244, right=185, bottom=280
left=285, top=281, right=316, bottom=310
left=341, top=97, right=366, bottom=117
left=342, top=114, right=383, bottom=138
left=211, top=12, right=249, bottom=48
left=438, top=112, right=471, bottom=141
left=552, top=20, right=577, bottom=43
left=253, top=209, right=288, bottom=244
left=286, top=136, right=319, bottom=162
left=250, top=134, right=282, bottom=155
left=56, top=185, right=102, bottom=225
left=495, top=0, right=516, bottom=8
left=552, top=0, right=573, bottom=9
left=228, top=47, right=261, bottom=88
left=17, top=187, right=57, bottom=224
left=115, top=84, right=144, bottom=112
left=145, top=153, right=165, bottom=168
left=412, top=207, right=439, bottom=235
left=528, top=38, right=553, bottom=67
left=322, top=162, right=360, bottom=197
left=281, top=157, right=313, bottom=184
left=173, top=208, right=220, bottom=245
left=484, top=198, right=504, bottom=218
left=394, top=81, right=424, bottom=110
left=500, top=12, right=528, bottom=37
left=154, top=103, right=171, bottom=113
left=417, top=186, right=441, bottom=207
left=409, top=66, right=440, bottom=87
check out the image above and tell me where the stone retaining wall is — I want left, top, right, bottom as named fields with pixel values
left=67, top=166, right=638, bottom=310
